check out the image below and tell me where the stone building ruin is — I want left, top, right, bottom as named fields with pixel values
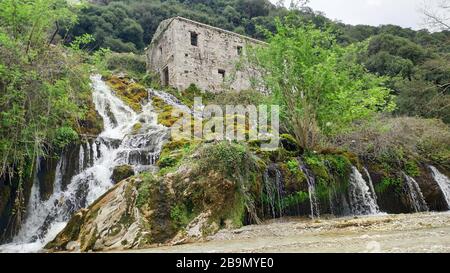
left=146, top=17, right=265, bottom=93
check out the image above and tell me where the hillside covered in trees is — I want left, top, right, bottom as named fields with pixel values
left=65, top=0, right=450, bottom=123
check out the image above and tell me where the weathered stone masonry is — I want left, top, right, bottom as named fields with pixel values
left=146, top=17, right=265, bottom=93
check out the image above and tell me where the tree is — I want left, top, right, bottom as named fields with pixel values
left=250, top=16, right=395, bottom=149
left=0, top=0, right=91, bottom=240
left=422, top=0, right=450, bottom=31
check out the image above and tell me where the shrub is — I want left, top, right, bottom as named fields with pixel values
left=54, top=126, right=79, bottom=149
left=333, top=117, right=450, bottom=169
left=106, top=53, right=146, bottom=77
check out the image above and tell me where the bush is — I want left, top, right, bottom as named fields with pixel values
left=106, top=53, right=146, bottom=77
left=333, top=117, right=450, bottom=168
left=54, top=126, right=79, bottom=149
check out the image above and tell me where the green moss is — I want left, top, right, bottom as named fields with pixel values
left=136, top=172, right=159, bottom=208
left=304, top=154, right=330, bottom=181
left=324, top=154, right=352, bottom=178
left=170, top=204, right=191, bottom=229
left=280, top=134, right=300, bottom=152
left=315, top=178, right=331, bottom=201
left=157, top=139, right=196, bottom=175
left=375, top=177, right=403, bottom=194
left=111, top=165, right=135, bottom=183
left=44, top=210, right=85, bottom=250
left=106, top=75, right=148, bottom=112
left=405, top=160, right=420, bottom=177
left=131, top=122, right=142, bottom=135
left=158, top=155, right=179, bottom=169
left=282, top=191, right=309, bottom=209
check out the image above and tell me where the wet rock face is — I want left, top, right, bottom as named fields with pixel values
left=45, top=159, right=248, bottom=252
left=111, top=165, right=135, bottom=184
left=0, top=183, right=11, bottom=231
left=358, top=166, right=410, bottom=214
left=37, top=157, right=58, bottom=201
left=416, top=165, right=448, bottom=211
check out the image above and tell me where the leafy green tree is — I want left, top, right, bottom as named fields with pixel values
left=251, top=17, right=395, bottom=149
left=0, top=0, right=92, bottom=239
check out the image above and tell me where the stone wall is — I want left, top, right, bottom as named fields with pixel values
left=147, top=17, right=264, bottom=93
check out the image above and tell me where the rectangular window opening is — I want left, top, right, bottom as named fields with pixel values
left=190, top=32, right=198, bottom=46
left=162, top=67, right=169, bottom=86
left=237, top=46, right=243, bottom=55
left=218, top=69, right=226, bottom=81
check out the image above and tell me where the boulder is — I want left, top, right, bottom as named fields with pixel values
left=111, top=165, right=135, bottom=184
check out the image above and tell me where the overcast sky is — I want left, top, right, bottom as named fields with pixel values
left=274, top=0, right=441, bottom=30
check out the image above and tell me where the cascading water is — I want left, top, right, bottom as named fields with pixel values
left=0, top=75, right=169, bottom=252
left=299, top=163, right=320, bottom=219
left=402, top=173, right=429, bottom=213
left=348, top=166, right=379, bottom=215
left=363, top=167, right=378, bottom=204
left=262, top=165, right=284, bottom=218
left=429, top=166, right=450, bottom=209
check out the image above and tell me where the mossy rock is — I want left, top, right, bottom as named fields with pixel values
left=158, top=155, right=180, bottom=169
left=280, top=134, right=301, bottom=152
left=131, top=122, right=142, bottom=135
left=78, top=100, right=104, bottom=136
left=303, top=154, right=330, bottom=181
left=45, top=209, right=87, bottom=250
left=279, top=159, right=307, bottom=194
left=106, top=75, right=148, bottom=112
left=111, top=165, right=135, bottom=184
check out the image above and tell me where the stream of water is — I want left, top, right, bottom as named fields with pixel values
left=0, top=75, right=168, bottom=252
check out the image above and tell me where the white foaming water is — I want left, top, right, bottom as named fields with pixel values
left=0, top=75, right=169, bottom=252
left=429, top=166, right=450, bottom=209
left=402, top=173, right=429, bottom=213
left=299, top=163, right=320, bottom=219
left=148, top=89, right=203, bottom=118
left=348, top=166, right=379, bottom=215
left=363, top=167, right=378, bottom=203
left=78, top=144, right=84, bottom=173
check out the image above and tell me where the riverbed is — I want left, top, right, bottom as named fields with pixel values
left=122, top=212, right=450, bottom=253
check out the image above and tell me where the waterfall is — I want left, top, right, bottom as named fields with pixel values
left=402, top=173, right=429, bottom=213
left=78, top=144, right=84, bottom=173
left=363, top=167, right=378, bottom=203
left=0, top=75, right=169, bottom=252
left=148, top=89, right=203, bottom=118
left=262, top=165, right=284, bottom=218
left=299, top=163, right=320, bottom=219
left=348, top=167, right=379, bottom=215
left=429, top=166, right=450, bottom=209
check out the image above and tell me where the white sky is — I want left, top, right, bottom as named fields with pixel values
left=273, top=0, right=442, bottom=30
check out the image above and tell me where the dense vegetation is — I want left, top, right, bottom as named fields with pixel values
left=62, top=0, right=450, bottom=125
left=0, top=0, right=97, bottom=239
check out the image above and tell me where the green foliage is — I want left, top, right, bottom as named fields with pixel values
left=170, top=204, right=191, bottom=229
left=376, top=177, right=403, bottom=194
left=106, top=53, right=146, bottom=78
left=324, top=154, right=352, bottom=178
left=282, top=191, right=309, bottom=209
left=197, top=142, right=256, bottom=179
left=136, top=172, right=158, bottom=208
left=251, top=15, right=395, bottom=149
left=405, top=160, right=420, bottom=177
left=334, top=117, right=450, bottom=169
left=286, top=159, right=299, bottom=174
left=54, top=126, right=79, bottom=149
left=0, top=0, right=91, bottom=179
left=158, top=156, right=178, bottom=169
